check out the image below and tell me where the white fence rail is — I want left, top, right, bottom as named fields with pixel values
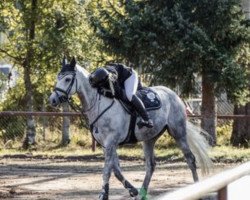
left=155, top=161, right=250, bottom=200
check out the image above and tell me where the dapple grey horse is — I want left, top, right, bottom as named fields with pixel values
left=49, top=57, right=212, bottom=200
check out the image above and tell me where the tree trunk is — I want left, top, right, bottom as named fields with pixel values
left=22, top=66, right=36, bottom=149
left=61, top=102, right=70, bottom=146
left=22, top=0, right=37, bottom=149
left=42, top=94, right=47, bottom=141
left=201, top=73, right=217, bottom=145
left=231, top=103, right=250, bottom=147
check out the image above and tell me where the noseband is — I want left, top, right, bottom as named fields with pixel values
left=54, top=72, right=77, bottom=103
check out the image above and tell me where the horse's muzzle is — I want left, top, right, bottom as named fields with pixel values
left=49, top=92, right=60, bottom=107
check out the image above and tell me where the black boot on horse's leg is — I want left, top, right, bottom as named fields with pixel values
left=99, top=183, right=109, bottom=200
left=131, top=95, right=153, bottom=129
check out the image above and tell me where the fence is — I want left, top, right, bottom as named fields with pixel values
left=155, top=161, right=250, bottom=200
left=0, top=111, right=249, bottom=150
left=0, top=111, right=92, bottom=150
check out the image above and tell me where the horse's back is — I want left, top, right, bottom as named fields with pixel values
left=151, top=85, right=186, bottom=111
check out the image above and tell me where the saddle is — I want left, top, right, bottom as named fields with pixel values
left=119, top=87, right=161, bottom=145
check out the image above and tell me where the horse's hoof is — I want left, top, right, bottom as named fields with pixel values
left=99, top=192, right=108, bottom=200
left=129, top=187, right=139, bottom=197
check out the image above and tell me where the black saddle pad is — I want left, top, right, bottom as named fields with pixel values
left=119, top=87, right=161, bottom=114
left=136, top=87, right=161, bottom=111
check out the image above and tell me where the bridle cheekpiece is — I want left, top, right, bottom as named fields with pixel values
left=54, top=71, right=77, bottom=103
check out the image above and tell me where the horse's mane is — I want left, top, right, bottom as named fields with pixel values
left=76, top=64, right=90, bottom=78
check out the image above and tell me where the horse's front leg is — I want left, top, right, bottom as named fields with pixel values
left=99, top=145, right=116, bottom=200
left=113, top=152, right=138, bottom=197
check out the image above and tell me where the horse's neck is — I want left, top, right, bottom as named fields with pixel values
left=76, top=66, right=97, bottom=112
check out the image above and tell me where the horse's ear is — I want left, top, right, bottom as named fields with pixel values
left=70, top=57, right=76, bottom=68
left=62, top=56, right=67, bottom=67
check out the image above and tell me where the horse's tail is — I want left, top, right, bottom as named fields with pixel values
left=186, top=121, right=213, bottom=175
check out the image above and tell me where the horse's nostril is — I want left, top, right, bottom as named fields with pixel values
left=52, top=99, right=58, bottom=106
left=50, top=97, right=57, bottom=106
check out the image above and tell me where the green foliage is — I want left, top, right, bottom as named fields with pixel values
left=0, top=0, right=100, bottom=109
left=0, top=71, right=7, bottom=91
left=0, top=0, right=104, bottom=143
left=156, top=133, right=177, bottom=148
left=88, top=0, right=249, bottom=102
left=216, top=121, right=233, bottom=146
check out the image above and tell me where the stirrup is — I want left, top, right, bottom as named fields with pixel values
left=137, top=119, right=154, bottom=129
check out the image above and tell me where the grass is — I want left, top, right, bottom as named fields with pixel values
left=0, top=143, right=249, bottom=163
left=0, top=121, right=249, bottom=163
left=209, top=146, right=250, bottom=162
left=118, top=145, right=250, bottom=162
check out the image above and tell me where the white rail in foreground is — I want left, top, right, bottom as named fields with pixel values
left=155, top=161, right=250, bottom=200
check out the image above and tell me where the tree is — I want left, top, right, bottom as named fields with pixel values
left=230, top=0, right=250, bottom=147
left=0, top=0, right=96, bottom=148
left=87, top=0, right=249, bottom=145
left=0, top=0, right=38, bottom=148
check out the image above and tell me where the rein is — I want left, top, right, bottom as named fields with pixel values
left=89, top=99, right=115, bottom=132
left=82, top=90, right=99, bottom=113
left=68, top=94, right=115, bottom=132
left=66, top=90, right=99, bottom=128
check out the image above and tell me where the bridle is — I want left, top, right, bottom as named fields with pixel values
left=53, top=70, right=99, bottom=113
left=54, top=72, right=77, bottom=103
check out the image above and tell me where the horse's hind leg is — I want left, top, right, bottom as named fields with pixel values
left=113, top=152, right=138, bottom=197
left=177, top=136, right=199, bottom=182
left=140, top=139, right=157, bottom=199
left=169, top=125, right=199, bottom=182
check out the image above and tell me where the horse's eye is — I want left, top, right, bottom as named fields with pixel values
left=65, top=78, right=71, bottom=82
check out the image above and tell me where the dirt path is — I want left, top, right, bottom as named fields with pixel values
left=0, top=157, right=236, bottom=200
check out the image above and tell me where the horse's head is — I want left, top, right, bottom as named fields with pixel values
left=49, top=57, right=78, bottom=107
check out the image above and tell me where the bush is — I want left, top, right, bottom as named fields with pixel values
left=216, top=120, right=233, bottom=146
